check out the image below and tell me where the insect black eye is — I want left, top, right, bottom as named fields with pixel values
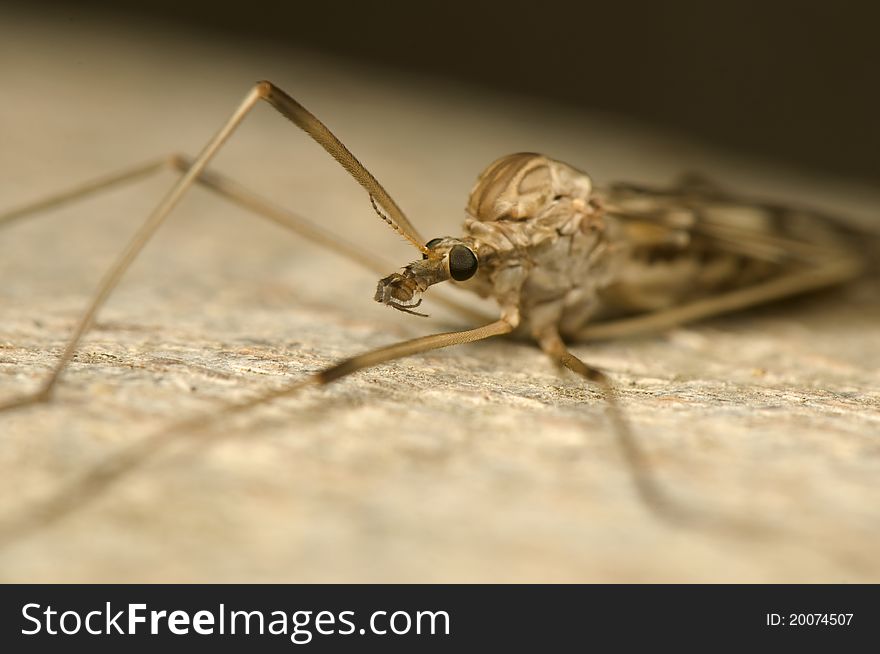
left=448, top=245, right=478, bottom=281
left=423, top=237, right=445, bottom=259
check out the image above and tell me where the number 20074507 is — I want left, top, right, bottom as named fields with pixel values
left=766, top=614, right=853, bottom=626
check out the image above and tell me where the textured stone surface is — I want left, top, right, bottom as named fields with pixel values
left=0, top=11, right=878, bottom=582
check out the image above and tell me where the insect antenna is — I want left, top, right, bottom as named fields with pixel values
left=369, top=194, right=424, bottom=252
left=259, top=82, right=430, bottom=256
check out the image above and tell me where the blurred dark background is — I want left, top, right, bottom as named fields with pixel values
left=24, top=0, right=880, bottom=182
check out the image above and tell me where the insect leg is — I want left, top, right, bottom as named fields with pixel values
left=0, top=153, right=394, bottom=274
left=574, top=257, right=864, bottom=341
left=0, top=318, right=514, bottom=542
left=537, top=329, right=774, bottom=536
left=0, top=154, right=489, bottom=326
left=0, top=157, right=172, bottom=229
left=536, top=330, right=678, bottom=517
left=168, top=156, right=493, bottom=324
left=0, top=85, right=267, bottom=412
left=0, top=80, right=460, bottom=413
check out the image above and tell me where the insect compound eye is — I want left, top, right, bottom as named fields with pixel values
left=423, top=237, right=446, bottom=259
left=448, top=244, right=478, bottom=281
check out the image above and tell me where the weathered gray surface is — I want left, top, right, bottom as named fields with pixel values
left=0, top=11, right=878, bottom=582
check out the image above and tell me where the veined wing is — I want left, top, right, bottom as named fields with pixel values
left=588, top=174, right=868, bottom=321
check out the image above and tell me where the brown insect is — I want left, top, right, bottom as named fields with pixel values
left=0, top=81, right=871, bottom=538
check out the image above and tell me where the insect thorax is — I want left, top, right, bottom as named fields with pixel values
left=457, top=153, right=620, bottom=339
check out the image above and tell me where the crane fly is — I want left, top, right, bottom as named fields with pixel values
left=0, top=81, right=871, bottom=540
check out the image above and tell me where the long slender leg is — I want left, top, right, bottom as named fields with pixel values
left=168, top=156, right=493, bottom=324
left=0, top=86, right=265, bottom=411
left=0, top=318, right=513, bottom=543
left=0, top=80, right=468, bottom=412
left=0, top=157, right=170, bottom=229
left=574, top=257, right=862, bottom=342
left=0, top=154, right=392, bottom=274
left=537, top=329, right=774, bottom=536
left=536, top=330, right=677, bottom=518
left=0, top=154, right=490, bottom=324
